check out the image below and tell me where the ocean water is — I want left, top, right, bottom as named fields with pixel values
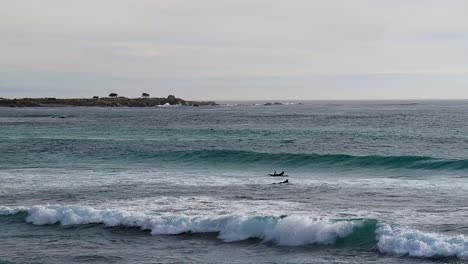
left=1, top=101, right=468, bottom=264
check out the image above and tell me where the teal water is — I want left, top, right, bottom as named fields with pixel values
left=1, top=101, right=468, bottom=263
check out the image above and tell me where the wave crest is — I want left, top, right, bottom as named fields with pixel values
left=24, top=205, right=372, bottom=246
left=3, top=205, right=468, bottom=259
left=154, top=150, right=468, bottom=171
left=0, top=205, right=28, bottom=215
left=377, top=224, right=468, bottom=259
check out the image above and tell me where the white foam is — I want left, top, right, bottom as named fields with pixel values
left=157, top=103, right=180, bottom=108
left=24, top=205, right=362, bottom=246
left=7, top=204, right=468, bottom=259
left=377, top=224, right=468, bottom=259
left=0, top=205, right=28, bottom=215
left=260, top=216, right=359, bottom=246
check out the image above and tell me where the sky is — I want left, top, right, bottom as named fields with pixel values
left=1, top=0, right=468, bottom=100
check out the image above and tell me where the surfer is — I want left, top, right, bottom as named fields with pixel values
left=269, top=171, right=285, bottom=176
left=273, top=179, right=288, bottom=184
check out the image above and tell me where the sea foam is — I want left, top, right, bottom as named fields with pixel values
left=3, top=205, right=468, bottom=259
left=377, top=224, right=468, bottom=259
left=0, top=205, right=28, bottom=215
left=24, top=205, right=363, bottom=245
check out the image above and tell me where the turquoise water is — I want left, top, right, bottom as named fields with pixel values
left=1, top=101, right=468, bottom=263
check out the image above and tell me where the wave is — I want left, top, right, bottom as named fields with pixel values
left=2, top=205, right=468, bottom=259
left=377, top=224, right=468, bottom=259
left=0, top=206, right=27, bottom=215
left=14, top=205, right=374, bottom=246
left=153, top=150, right=468, bottom=171
left=4, top=139, right=467, bottom=171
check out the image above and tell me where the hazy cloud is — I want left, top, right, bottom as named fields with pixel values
left=1, top=0, right=468, bottom=99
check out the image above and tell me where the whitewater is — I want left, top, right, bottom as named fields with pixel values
left=1, top=101, right=468, bottom=264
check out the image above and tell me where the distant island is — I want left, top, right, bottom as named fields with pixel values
left=0, top=94, right=216, bottom=107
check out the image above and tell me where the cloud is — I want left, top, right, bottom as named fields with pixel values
left=101, top=42, right=162, bottom=58
left=1, top=0, right=468, bottom=98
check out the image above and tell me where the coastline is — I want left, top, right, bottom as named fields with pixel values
left=0, top=96, right=216, bottom=107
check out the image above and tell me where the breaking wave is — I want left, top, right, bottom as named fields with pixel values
left=2, top=205, right=468, bottom=259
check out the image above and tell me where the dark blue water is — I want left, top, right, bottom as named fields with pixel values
left=1, top=101, right=468, bottom=263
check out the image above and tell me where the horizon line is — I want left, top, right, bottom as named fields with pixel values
left=2, top=97, right=468, bottom=101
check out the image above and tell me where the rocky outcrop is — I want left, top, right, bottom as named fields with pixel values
left=264, top=102, right=284, bottom=106
left=0, top=96, right=217, bottom=107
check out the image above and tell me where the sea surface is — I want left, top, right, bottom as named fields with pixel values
left=1, top=101, right=468, bottom=264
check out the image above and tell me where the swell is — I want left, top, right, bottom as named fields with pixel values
left=3, top=138, right=467, bottom=171
left=152, top=150, right=468, bottom=171
left=2, top=205, right=468, bottom=259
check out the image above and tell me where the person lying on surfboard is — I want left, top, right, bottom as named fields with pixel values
left=273, top=179, right=288, bottom=184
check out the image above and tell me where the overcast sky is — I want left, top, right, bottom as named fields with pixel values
left=1, top=0, right=468, bottom=100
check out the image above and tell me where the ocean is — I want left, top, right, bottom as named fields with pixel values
left=1, top=101, right=468, bottom=263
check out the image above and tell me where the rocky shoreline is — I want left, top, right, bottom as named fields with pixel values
left=0, top=95, right=216, bottom=107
